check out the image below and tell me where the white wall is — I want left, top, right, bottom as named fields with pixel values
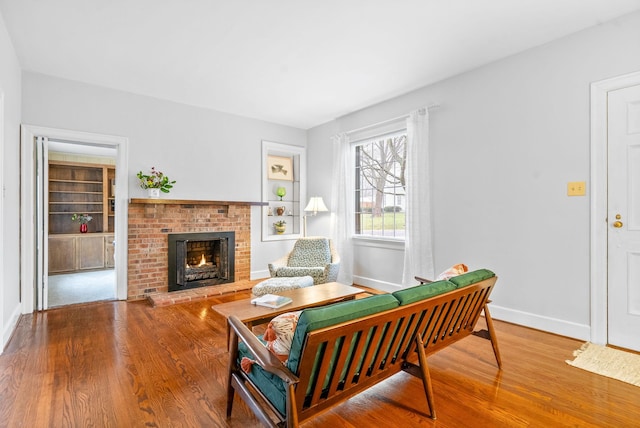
left=11, top=7, right=640, bottom=344
left=0, top=10, right=22, bottom=353
left=21, top=72, right=307, bottom=281
left=307, top=10, right=640, bottom=339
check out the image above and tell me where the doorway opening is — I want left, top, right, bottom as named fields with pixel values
left=46, top=140, right=117, bottom=307
left=20, top=125, right=129, bottom=313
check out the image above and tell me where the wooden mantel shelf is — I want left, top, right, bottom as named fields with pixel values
left=129, top=198, right=267, bottom=206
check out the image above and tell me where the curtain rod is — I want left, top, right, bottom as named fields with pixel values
left=345, top=103, right=440, bottom=136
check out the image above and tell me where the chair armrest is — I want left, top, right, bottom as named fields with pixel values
left=324, top=262, right=341, bottom=283
left=268, top=255, right=290, bottom=277
left=228, top=316, right=299, bottom=385
left=323, top=244, right=341, bottom=282
left=414, top=275, right=433, bottom=284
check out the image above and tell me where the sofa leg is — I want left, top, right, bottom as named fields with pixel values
left=285, top=383, right=299, bottom=428
left=415, top=333, right=437, bottom=420
left=483, top=304, right=502, bottom=369
left=226, top=383, right=234, bottom=418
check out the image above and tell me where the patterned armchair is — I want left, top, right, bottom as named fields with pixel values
left=268, top=237, right=340, bottom=284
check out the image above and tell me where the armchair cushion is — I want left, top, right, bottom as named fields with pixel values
left=287, top=238, right=331, bottom=267
left=269, top=237, right=340, bottom=285
left=274, top=267, right=325, bottom=282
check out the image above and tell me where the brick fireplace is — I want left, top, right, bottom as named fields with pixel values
left=127, top=199, right=258, bottom=300
left=167, top=231, right=235, bottom=291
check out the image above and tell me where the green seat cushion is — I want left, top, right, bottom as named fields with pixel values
left=449, top=269, right=495, bottom=288
left=392, top=280, right=456, bottom=305
left=239, top=295, right=399, bottom=416
left=238, top=338, right=287, bottom=416
left=287, top=294, right=399, bottom=374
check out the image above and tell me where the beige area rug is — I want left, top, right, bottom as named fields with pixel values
left=566, top=342, right=640, bottom=387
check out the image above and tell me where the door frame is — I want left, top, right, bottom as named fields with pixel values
left=590, top=70, right=640, bottom=345
left=20, top=125, right=129, bottom=313
left=0, top=91, right=4, bottom=344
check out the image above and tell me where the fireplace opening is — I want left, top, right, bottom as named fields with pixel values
left=167, top=232, right=235, bottom=292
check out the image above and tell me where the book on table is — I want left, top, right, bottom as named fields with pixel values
left=250, top=294, right=293, bottom=309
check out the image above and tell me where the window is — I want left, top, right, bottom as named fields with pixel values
left=354, top=130, right=407, bottom=238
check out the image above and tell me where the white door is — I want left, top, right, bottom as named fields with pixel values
left=608, top=84, right=640, bottom=352
left=36, top=136, right=50, bottom=310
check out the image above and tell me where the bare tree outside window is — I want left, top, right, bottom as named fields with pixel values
left=355, top=132, right=407, bottom=238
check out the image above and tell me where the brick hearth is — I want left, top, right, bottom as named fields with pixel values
left=147, top=280, right=259, bottom=307
left=127, top=199, right=259, bottom=300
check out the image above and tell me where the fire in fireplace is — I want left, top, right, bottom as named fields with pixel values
left=167, top=232, right=235, bottom=292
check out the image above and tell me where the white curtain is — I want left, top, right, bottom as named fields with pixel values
left=402, top=108, right=434, bottom=286
left=330, top=133, right=354, bottom=284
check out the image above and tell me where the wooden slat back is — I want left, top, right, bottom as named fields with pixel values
left=293, top=276, right=497, bottom=421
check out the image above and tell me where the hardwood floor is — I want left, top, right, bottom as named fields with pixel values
left=1, top=290, right=639, bottom=427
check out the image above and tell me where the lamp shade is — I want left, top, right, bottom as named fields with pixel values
left=304, top=196, right=328, bottom=214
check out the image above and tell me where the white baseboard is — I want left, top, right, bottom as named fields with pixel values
left=2, top=303, right=22, bottom=355
left=251, top=270, right=270, bottom=281
left=353, top=275, right=402, bottom=293
left=354, top=277, right=591, bottom=341
left=489, top=304, right=590, bottom=341
left=246, top=272, right=591, bottom=341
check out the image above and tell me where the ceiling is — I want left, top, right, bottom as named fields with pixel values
left=2, top=0, right=640, bottom=129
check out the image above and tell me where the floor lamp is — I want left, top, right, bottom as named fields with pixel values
left=303, top=196, right=328, bottom=236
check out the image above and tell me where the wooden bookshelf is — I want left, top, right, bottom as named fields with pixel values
left=48, top=161, right=115, bottom=234
left=48, top=161, right=116, bottom=274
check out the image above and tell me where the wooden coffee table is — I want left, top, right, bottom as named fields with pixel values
left=212, top=282, right=365, bottom=344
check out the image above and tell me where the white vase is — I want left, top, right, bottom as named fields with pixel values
left=148, top=188, right=160, bottom=198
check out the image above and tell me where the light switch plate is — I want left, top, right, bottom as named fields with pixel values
left=567, top=181, right=586, bottom=196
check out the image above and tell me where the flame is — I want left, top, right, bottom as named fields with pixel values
left=198, top=254, right=206, bottom=267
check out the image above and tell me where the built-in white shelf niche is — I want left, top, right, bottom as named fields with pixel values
left=261, top=141, right=306, bottom=241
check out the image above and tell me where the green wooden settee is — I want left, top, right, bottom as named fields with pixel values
left=226, top=269, right=501, bottom=427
